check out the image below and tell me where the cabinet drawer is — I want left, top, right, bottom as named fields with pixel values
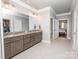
left=24, top=34, right=30, bottom=38
left=30, top=33, right=36, bottom=37
left=30, top=36, right=35, bottom=42
left=30, top=41, right=36, bottom=47
left=13, top=36, right=23, bottom=41
left=4, top=38, right=12, bottom=44
left=23, top=38, right=30, bottom=44
left=23, top=43, right=30, bottom=50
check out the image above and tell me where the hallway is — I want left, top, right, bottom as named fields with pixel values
left=12, top=38, right=76, bottom=59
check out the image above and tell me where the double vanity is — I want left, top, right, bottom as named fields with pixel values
left=4, top=30, right=42, bottom=59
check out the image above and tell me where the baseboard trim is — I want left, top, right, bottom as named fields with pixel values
left=42, top=40, right=50, bottom=44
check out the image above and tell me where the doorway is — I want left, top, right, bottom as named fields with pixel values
left=3, top=19, right=10, bottom=33
left=50, top=18, right=54, bottom=40
left=59, top=20, right=67, bottom=38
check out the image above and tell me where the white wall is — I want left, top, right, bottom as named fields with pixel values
left=50, top=7, right=56, bottom=18
left=29, top=16, right=39, bottom=30
left=71, top=0, right=78, bottom=51
left=38, top=7, right=51, bottom=43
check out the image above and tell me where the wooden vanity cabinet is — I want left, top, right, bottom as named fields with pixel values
left=4, top=37, right=13, bottom=59
left=34, top=32, right=42, bottom=43
left=4, top=31, right=42, bottom=59
left=4, top=43, right=11, bottom=59
left=30, top=32, right=42, bottom=47
left=23, top=34, right=30, bottom=44
left=23, top=34, right=30, bottom=50
left=13, top=36, right=23, bottom=55
left=4, top=36, right=24, bottom=59
left=38, top=32, right=42, bottom=42
left=10, top=42, right=14, bottom=57
left=30, top=33, right=36, bottom=42
left=30, top=33, right=37, bottom=47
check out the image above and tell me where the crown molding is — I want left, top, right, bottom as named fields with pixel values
left=11, top=0, right=38, bottom=13
left=56, top=12, right=71, bottom=17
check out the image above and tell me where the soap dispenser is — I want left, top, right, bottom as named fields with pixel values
left=34, top=24, right=36, bottom=30
left=39, top=25, right=41, bottom=30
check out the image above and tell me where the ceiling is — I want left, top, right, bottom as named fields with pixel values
left=22, top=0, right=73, bottom=14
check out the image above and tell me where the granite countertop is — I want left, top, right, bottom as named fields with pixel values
left=4, top=30, right=42, bottom=39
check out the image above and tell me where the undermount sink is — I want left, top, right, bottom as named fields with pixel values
left=28, top=30, right=40, bottom=32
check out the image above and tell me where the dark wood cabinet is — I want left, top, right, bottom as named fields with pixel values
left=23, top=34, right=30, bottom=50
left=4, top=31, right=42, bottom=59
left=23, top=34, right=30, bottom=44
left=13, top=36, right=23, bottom=55
left=10, top=42, right=14, bottom=57
left=4, top=43, right=11, bottom=59
left=4, top=37, right=13, bottom=59
left=14, top=39, right=23, bottom=55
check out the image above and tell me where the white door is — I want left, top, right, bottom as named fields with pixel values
left=72, top=9, right=77, bottom=50
left=0, top=1, right=5, bottom=59
left=54, top=19, right=59, bottom=39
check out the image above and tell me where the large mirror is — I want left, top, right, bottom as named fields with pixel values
left=3, top=13, right=29, bottom=33
left=2, top=0, right=29, bottom=35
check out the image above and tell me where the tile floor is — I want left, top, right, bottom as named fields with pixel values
left=12, top=38, right=77, bottom=59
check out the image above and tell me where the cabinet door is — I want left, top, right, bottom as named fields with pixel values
left=23, top=37, right=30, bottom=44
left=14, top=40, right=23, bottom=55
left=10, top=42, right=15, bottom=57
left=23, top=43, right=30, bottom=50
left=39, top=32, right=42, bottom=41
left=35, top=32, right=42, bottom=43
left=30, top=36, right=35, bottom=42
left=5, top=43, right=11, bottom=59
left=34, top=33, right=38, bottom=44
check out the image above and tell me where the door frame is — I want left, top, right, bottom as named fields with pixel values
left=0, top=0, right=5, bottom=59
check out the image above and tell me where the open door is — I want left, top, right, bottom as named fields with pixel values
left=54, top=19, right=59, bottom=39
left=50, top=18, right=59, bottom=40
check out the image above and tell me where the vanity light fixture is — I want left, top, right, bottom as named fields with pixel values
left=2, top=0, right=15, bottom=10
